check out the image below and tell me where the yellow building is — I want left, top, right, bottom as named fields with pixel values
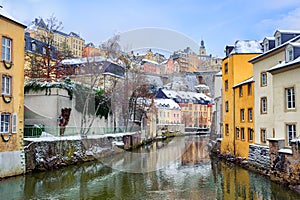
left=221, top=40, right=262, bottom=158
left=28, top=18, right=85, bottom=58
left=0, top=7, right=26, bottom=177
left=232, top=78, right=255, bottom=158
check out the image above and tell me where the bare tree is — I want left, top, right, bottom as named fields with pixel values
left=100, top=34, right=121, bottom=59
left=25, top=15, right=73, bottom=82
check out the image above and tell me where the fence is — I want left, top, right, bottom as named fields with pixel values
left=24, top=125, right=141, bottom=138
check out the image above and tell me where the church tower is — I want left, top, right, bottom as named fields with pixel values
left=199, top=39, right=206, bottom=56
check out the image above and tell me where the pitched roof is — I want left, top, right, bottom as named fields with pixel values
left=249, top=35, right=300, bottom=63
left=267, top=57, right=300, bottom=74
left=233, top=77, right=254, bottom=88
left=0, top=7, right=26, bottom=27
left=154, top=99, right=181, bottom=110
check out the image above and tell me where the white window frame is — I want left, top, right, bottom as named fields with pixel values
left=276, top=34, right=281, bottom=47
left=264, top=42, right=269, bottom=52
left=261, top=72, right=267, bottom=86
left=286, top=124, right=296, bottom=146
left=241, top=109, right=245, bottom=122
left=286, top=46, right=294, bottom=62
left=261, top=97, right=267, bottom=114
left=2, top=75, right=11, bottom=95
left=286, top=87, right=295, bottom=110
left=0, top=113, right=10, bottom=133
left=2, top=37, right=12, bottom=61
left=248, top=108, right=253, bottom=122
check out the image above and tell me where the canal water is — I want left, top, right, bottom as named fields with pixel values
left=1, top=135, right=300, bottom=200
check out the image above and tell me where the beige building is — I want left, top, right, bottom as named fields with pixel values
left=249, top=30, right=300, bottom=146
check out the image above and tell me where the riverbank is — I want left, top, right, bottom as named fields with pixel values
left=211, top=139, right=300, bottom=194
left=24, top=132, right=142, bottom=172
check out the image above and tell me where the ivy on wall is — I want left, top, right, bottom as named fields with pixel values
left=24, top=78, right=111, bottom=119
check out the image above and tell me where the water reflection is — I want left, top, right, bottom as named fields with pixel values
left=0, top=136, right=299, bottom=199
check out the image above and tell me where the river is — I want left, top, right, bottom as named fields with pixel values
left=1, top=135, right=300, bottom=199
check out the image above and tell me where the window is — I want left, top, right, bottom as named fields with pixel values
left=241, top=128, right=245, bottom=140
left=248, top=83, right=252, bottom=95
left=225, top=124, right=229, bottom=135
left=276, top=35, right=281, bottom=46
left=225, top=80, right=228, bottom=91
left=287, top=124, right=296, bottom=146
left=286, top=87, right=295, bottom=110
left=2, top=75, right=11, bottom=95
left=261, top=97, right=267, bottom=114
left=239, top=86, right=243, bottom=97
left=0, top=113, right=10, bottom=133
left=261, top=129, right=266, bottom=143
left=264, top=42, right=269, bottom=52
left=2, top=37, right=12, bottom=61
left=248, top=108, right=253, bottom=122
left=261, top=72, right=267, bottom=86
left=42, top=47, right=46, bottom=54
left=224, top=63, right=228, bottom=74
left=236, top=127, right=240, bottom=139
left=248, top=128, right=253, bottom=142
left=225, top=101, right=229, bottom=112
left=241, top=109, right=245, bottom=122
left=287, top=48, right=293, bottom=62
left=32, top=42, right=36, bottom=51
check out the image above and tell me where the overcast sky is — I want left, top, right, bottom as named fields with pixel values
left=3, top=0, right=300, bottom=57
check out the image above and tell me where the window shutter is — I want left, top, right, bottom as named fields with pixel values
left=12, top=113, right=17, bottom=133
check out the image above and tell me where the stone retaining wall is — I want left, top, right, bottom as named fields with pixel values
left=248, top=144, right=270, bottom=170
left=24, top=132, right=142, bottom=172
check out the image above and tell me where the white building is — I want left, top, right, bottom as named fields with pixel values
left=249, top=30, right=300, bottom=146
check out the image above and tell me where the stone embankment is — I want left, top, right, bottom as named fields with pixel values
left=24, top=132, right=141, bottom=172
left=211, top=138, right=300, bottom=193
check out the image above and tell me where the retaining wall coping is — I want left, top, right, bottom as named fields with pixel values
left=249, top=143, right=269, bottom=148
left=278, top=148, right=293, bottom=154
left=267, top=138, right=285, bottom=141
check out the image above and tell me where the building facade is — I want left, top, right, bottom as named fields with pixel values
left=0, top=7, right=26, bottom=178
left=28, top=18, right=85, bottom=58
left=249, top=30, right=300, bottom=146
left=221, top=40, right=262, bottom=156
left=232, top=78, right=255, bottom=158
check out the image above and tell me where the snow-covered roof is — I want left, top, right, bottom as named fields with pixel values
left=275, top=30, right=300, bottom=35
left=249, top=35, right=300, bottom=63
left=161, top=88, right=211, bottom=102
left=230, top=40, right=262, bottom=55
left=154, top=99, right=181, bottom=110
left=267, top=56, right=300, bottom=73
left=194, top=84, right=210, bottom=90
left=233, top=77, right=254, bottom=88
left=62, top=56, right=109, bottom=65
left=0, top=7, right=26, bottom=27
left=288, top=42, right=300, bottom=48
left=142, top=58, right=159, bottom=65
left=264, top=37, right=275, bottom=41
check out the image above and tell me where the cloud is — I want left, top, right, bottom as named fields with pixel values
left=257, top=7, right=300, bottom=32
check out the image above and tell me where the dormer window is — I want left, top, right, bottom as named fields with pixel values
left=264, top=42, right=269, bottom=52
left=32, top=42, right=36, bottom=51
left=286, top=46, right=293, bottom=62
left=276, top=35, right=281, bottom=47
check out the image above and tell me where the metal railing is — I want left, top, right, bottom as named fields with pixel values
left=24, top=125, right=141, bottom=138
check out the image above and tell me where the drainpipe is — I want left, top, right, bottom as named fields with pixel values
left=233, top=88, right=236, bottom=156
